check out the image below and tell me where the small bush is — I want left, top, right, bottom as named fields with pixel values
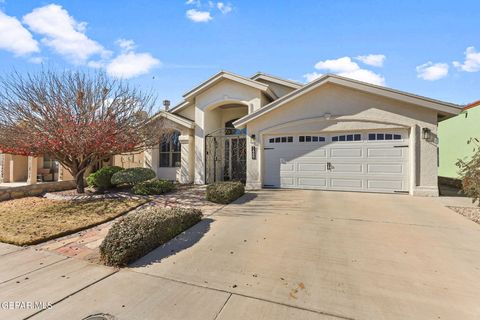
left=100, top=207, right=202, bottom=266
left=86, top=166, right=124, bottom=190
left=206, top=181, right=245, bottom=204
left=457, top=138, right=480, bottom=206
left=111, top=167, right=156, bottom=186
left=132, top=179, right=175, bottom=195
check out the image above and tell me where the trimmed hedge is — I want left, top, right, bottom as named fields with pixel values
left=111, top=167, right=156, bottom=186
left=100, top=207, right=202, bottom=267
left=86, top=166, right=124, bottom=190
left=206, top=181, right=245, bottom=204
left=132, top=179, right=175, bottom=195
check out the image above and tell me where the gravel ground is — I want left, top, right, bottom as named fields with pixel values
left=449, top=206, right=480, bottom=224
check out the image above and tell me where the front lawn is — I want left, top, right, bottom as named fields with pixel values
left=0, top=197, right=147, bottom=245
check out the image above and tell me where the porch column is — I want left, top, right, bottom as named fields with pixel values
left=2, top=154, right=11, bottom=183
left=27, top=156, right=37, bottom=185
left=179, top=134, right=194, bottom=184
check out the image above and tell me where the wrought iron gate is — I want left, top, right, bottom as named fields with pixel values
left=205, top=128, right=247, bottom=184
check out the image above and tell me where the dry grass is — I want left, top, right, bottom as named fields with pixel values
left=0, top=197, right=147, bottom=245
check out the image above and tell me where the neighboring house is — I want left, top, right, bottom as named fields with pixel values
left=438, top=100, right=480, bottom=180
left=0, top=153, right=126, bottom=184
left=145, top=71, right=461, bottom=196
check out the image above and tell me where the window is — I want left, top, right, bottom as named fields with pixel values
left=225, top=119, right=247, bottom=135
left=298, top=136, right=326, bottom=142
left=268, top=136, right=294, bottom=143
left=43, top=155, right=55, bottom=169
left=368, top=133, right=402, bottom=141
left=331, top=134, right=361, bottom=142
left=159, top=131, right=181, bottom=167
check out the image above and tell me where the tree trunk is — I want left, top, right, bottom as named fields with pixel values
left=75, top=171, right=85, bottom=193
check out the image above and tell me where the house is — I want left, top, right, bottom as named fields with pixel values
left=145, top=71, right=461, bottom=196
left=438, top=100, right=480, bottom=180
left=1, top=71, right=462, bottom=196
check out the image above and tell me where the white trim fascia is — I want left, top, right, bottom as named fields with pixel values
left=251, top=72, right=303, bottom=89
left=154, top=111, right=195, bottom=129
left=182, top=71, right=271, bottom=100
left=234, top=74, right=462, bottom=128
left=169, top=100, right=192, bottom=114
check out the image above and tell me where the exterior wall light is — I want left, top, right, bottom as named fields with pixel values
left=422, top=127, right=432, bottom=140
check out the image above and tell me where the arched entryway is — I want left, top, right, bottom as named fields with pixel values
left=205, top=118, right=247, bottom=183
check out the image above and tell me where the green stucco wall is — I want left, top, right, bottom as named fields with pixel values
left=438, top=106, right=480, bottom=179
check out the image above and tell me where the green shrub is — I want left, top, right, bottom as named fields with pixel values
left=100, top=207, right=202, bottom=266
left=206, top=181, right=245, bottom=204
left=132, top=179, right=175, bottom=195
left=86, top=166, right=124, bottom=190
left=111, top=167, right=156, bottom=186
left=457, top=138, right=480, bottom=206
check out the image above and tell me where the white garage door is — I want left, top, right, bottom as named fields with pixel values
left=263, top=131, right=409, bottom=193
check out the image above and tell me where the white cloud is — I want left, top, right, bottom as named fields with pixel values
left=116, top=38, right=136, bottom=52
left=186, top=0, right=201, bottom=6
left=416, top=62, right=449, bottom=81
left=0, top=11, right=39, bottom=56
left=186, top=9, right=212, bottom=22
left=356, top=54, right=385, bottom=67
left=453, top=46, right=480, bottom=72
left=310, top=56, right=385, bottom=86
left=314, top=57, right=358, bottom=73
left=23, top=4, right=109, bottom=64
left=106, top=51, right=160, bottom=79
left=217, top=2, right=232, bottom=14
left=303, top=72, right=323, bottom=83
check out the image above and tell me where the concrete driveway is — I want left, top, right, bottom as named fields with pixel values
left=2, top=190, right=480, bottom=319
left=127, top=190, right=480, bottom=319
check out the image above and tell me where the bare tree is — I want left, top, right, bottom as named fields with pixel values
left=0, top=70, right=171, bottom=193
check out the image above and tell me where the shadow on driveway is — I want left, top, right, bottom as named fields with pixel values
left=129, top=218, right=214, bottom=267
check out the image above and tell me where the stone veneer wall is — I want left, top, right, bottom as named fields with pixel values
left=0, top=180, right=76, bottom=202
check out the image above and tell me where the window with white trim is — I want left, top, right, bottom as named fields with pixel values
left=299, top=136, right=326, bottom=142
left=159, top=131, right=181, bottom=167
left=268, top=136, right=293, bottom=143
left=331, top=134, right=361, bottom=142
left=368, top=133, right=402, bottom=141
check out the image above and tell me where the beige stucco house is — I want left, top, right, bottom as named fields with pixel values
left=146, top=71, right=461, bottom=196
left=0, top=71, right=461, bottom=196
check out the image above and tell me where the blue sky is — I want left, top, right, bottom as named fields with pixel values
left=0, top=0, right=478, bottom=109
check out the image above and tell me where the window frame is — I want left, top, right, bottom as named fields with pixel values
left=367, top=132, right=403, bottom=141
left=159, top=131, right=181, bottom=168
left=331, top=133, right=362, bottom=142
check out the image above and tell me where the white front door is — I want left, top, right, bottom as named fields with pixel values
left=263, top=131, right=409, bottom=193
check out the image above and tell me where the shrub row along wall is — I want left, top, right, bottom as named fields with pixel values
left=0, top=181, right=76, bottom=202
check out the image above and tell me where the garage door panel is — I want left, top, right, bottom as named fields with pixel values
left=298, top=177, right=327, bottom=188
left=330, top=148, right=362, bottom=158
left=297, top=162, right=327, bottom=172
left=367, top=147, right=405, bottom=158
left=280, top=161, right=294, bottom=172
left=367, top=163, right=405, bottom=174
left=367, top=179, right=404, bottom=190
left=330, top=178, right=363, bottom=188
left=331, top=163, right=363, bottom=173
left=280, top=177, right=295, bottom=188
